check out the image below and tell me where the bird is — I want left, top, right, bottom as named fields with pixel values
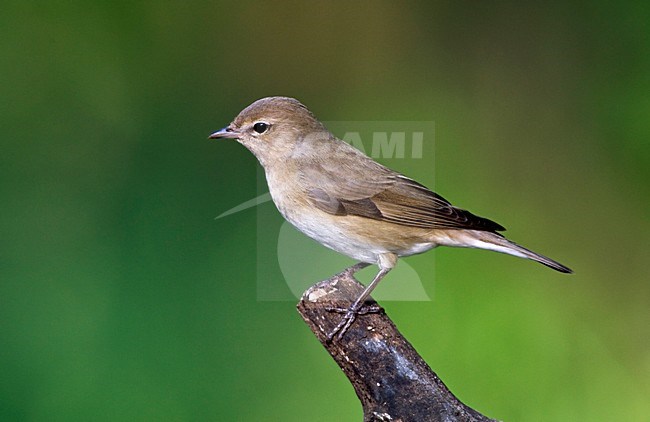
left=209, top=96, right=572, bottom=340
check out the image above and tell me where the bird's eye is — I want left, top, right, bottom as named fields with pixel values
left=253, top=122, right=269, bottom=134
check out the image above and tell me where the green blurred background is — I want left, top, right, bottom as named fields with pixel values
left=1, top=1, right=649, bottom=420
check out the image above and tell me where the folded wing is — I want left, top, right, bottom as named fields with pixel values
left=302, top=159, right=505, bottom=232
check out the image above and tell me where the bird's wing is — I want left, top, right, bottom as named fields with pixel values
left=300, top=156, right=505, bottom=232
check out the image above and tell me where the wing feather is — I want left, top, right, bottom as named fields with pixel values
left=299, top=138, right=505, bottom=232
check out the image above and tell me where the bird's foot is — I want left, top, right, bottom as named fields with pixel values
left=325, top=303, right=382, bottom=342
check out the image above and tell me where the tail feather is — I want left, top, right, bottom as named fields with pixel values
left=502, top=238, right=572, bottom=273
left=442, top=230, right=573, bottom=273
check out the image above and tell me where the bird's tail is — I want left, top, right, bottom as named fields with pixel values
left=441, top=230, right=572, bottom=273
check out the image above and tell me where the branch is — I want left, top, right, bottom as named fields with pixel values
left=297, top=271, right=498, bottom=422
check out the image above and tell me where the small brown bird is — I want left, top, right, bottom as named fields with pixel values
left=210, top=97, right=571, bottom=340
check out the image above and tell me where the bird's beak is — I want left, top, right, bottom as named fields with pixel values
left=208, top=126, right=240, bottom=140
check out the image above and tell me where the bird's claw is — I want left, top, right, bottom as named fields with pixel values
left=325, top=305, right=381, bottom=315
left=325, top=304, right=382, bottom=342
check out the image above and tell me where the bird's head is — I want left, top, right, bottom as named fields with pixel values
left=209, top=96, right=328, bottom=166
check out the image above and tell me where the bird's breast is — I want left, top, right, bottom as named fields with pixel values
left=263, top=166, right=438, bottom=263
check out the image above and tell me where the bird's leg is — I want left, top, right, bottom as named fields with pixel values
left=326, top=262, right=374, bottom=313
left=338, top=262, right=370, bottom=278
left=326, top=267, right=391, bottom=342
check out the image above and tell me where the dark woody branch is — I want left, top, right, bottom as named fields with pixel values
left=297, top=271, right=498, bottom=422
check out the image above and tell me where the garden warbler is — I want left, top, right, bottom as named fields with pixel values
left=210, top=96, right=572, bottom=340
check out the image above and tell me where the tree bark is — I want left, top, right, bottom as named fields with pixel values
left=297, top=270, right=498, bottom=422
